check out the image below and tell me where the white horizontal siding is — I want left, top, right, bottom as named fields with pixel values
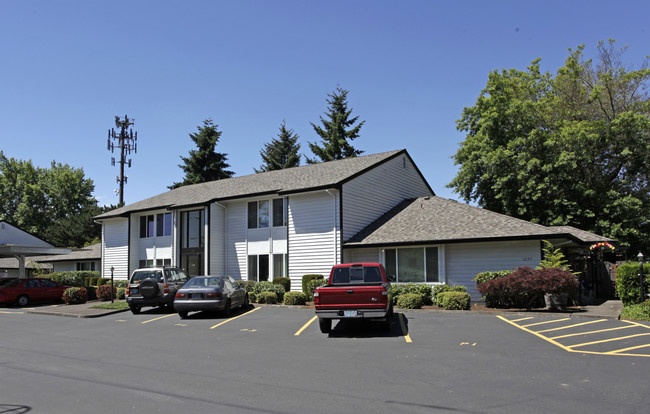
left=342, top=153, right=433, bottom=241
left=288, top=191, right=339, bottom=292
left=102, top=218, right=129, bottom=280
left=445, top=240, right=541, bottom=302
left=225, top=201, right=247, bottom=279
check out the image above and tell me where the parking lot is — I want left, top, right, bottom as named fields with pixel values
left=2, top=305, right=650, bottom=413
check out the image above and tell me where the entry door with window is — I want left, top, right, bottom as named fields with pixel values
left=180, top=209, right=205, bottom=277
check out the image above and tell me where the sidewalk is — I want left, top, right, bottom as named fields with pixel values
left=21, top=299, right=625, bottom=319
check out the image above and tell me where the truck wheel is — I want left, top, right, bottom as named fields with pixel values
left=382, top=307, right=393, bottom=332
left=130, top=305, right=141, bottom=315
left=319, top=318, right=332, bottom=334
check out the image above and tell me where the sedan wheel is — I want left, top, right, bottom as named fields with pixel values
left=223, top=300, right=232, bottom=317
left=16, top=295, right=29, bottom=307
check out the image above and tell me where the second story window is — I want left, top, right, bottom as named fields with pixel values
left=140, top=215, right=155, bottom=238
left=140, top=213, right=172, bottom=238
left=248, top=199, right=286, bottom=229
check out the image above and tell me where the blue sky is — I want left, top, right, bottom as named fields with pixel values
left=1, top=0, right=648, bottom=207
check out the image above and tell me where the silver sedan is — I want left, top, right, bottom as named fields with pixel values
left=174, top=276, right=249, bottom=318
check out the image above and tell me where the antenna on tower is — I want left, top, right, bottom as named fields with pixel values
left=107, top=115, right=138, bottom=206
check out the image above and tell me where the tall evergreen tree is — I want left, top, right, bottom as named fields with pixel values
left=255, top=120, right=301, bottom=173
left=170, top=119, right=234, bottom=189
left=306, top=87, right=365, bottom=164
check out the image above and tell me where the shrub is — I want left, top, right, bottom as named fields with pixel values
left=391, top=283, right=433, bottom=306
left=248, top=292, right=257, bottom=303
left=97, top=278, right=110, bottom=286
left=253, top=281, right=285, bottom=302
left=86, top=286, right=97, bottom=300
left=302, top=274, right=324, bottom=295
left=432, top=285, right=466, bottom=306
left=114, top=280, right=129, bottom=289
left=256, top=291, right=278, bottom=304
left=621, top=300, right=650, bottom=321
left=116, top=287, right=126, bottom=300
left=38, top=271, right=90, bottom=287
left=89, top=277, right=100, bottom=286
left=306, top=278, right=327, bottom=300
left=283, top=291, right=307, bottom=306
left=437, top=291, right=471, bottom=310
left=396, top=293, right=423, bottom=309
left=272, top=277, right=291, bottom=292
left=474, top=270, right=513, bottom=285
left=477, top=267, right=577, bottom=309
left=63, top=287, right=88, bottom=305
left=616, top=262, right=650, bottom=306
left=238, top=280, right=258, bottom=292
left=96, top=284, right=117, bottom=301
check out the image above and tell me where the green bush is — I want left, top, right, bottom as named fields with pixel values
left=437, top=291, right=471, bottom=310
left=38, top=271, right=95, bottom=287
left=432, top=285, right=466, bottom=306
left=63, top=287, right=88, bottom=305
left=306, top=278, right=327, bottom=300
left=114, top=280, right=129, bottom=289
left=238, top=280, right=258, bottom=292
left=89, top=277, right=100, bottom=286
left=621, top=300, right=650, bottom=321
left=248, top=292, right=257, bottom=303
left=283, top=291, right=307, bottom=306
left=253, top=281, right=285, bottom=302
left=96, top=284, right=117, bottom=301
left=616, top=262, right=650, bottom=306
left=256, top=291, right=278, bottom=304
left=302, top=274, right=324, bottom=295
left=474, top=270, right=513, bottom=285
left=391, top=283, right=433, bottom=306
left=116, top=287, right=126, bottom=300
left=86, top=286, right=97, bottom=300
left=97, top=278, right=110, bottom=286
left=273, top=277, right=291, bottom=292
left=396, top=293, right=423, bottom=309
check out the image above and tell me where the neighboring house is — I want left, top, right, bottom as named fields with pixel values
left=33, top=243, right=101, bottom=273
left=94, top=149, right=610, bottom=300
left=0, top=221, right=70, bottom=278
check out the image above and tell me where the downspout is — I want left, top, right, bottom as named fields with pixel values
left=325, top=189, right=338, bottom=265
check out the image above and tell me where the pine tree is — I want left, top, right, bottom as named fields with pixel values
left=169, top=119, right=234, bottom=189
left=306, top=87, right=365, bottom=164
left=255, top=120, right=301, bottom=173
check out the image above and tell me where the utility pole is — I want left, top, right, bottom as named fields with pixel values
left=107, top=115, right=137, bottom=206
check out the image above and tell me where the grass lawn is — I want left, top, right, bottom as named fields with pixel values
left=91, top=301, right=129, bottom=310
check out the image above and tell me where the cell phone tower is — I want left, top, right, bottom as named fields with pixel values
left=107, top=115, right=137, bottom=206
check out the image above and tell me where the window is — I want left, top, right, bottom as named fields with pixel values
left=155, top=259, right=172, bottom=267
left=248, top=199, right=286, bottom=229
left=156, top=213, right=172, bottom=237
left=139, top=259, right=154, bottom=268
left=248, top=254, right=269, bottom=281
left=384, top=247, right=439, bottom=283
left=331, top=265, right=382, bottom=284
left=76, top=262, right=96, bottom=271
left=182, top=210, right=204, bottom=248
left=273, top=254, right=287, bottom=278
left=140, top=215, right=155, bottom=238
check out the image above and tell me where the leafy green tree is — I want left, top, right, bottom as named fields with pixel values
left=170, top=119, right=234, bottom=189
left=307, top=87, right=365, bottom=164
left=448, top=40, right=650, bottom=254
left=0, top=152, right=100, bottom=247
left=255, top=120, right=301, bottom=173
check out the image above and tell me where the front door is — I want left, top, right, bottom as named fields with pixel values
left=180, top=209, right=205, bottom=277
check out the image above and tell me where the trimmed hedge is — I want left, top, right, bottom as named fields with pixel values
left=396, top=293, right=423, bottom=309
left=391, top=283, right=433, bottom=306
left=302, top=274, right=324, bottom=295
left=437, top=291, right=471, bottom=310
left=432, top=285, right=466, bottom=306
left=616, top=262, right=650, bottom=306
left=253, top=281, right=285, bottom=302
left=273, top=277, right=291, bottom=292
left=116, top=287, right=126, bottom=300
left=474, top=270, right=513, bottom=285
left=39, top=271, right=100, bottom=287
left=256, top=291, right=278, bottom=304
left=63, top=287, right=88, bottom=305
left=283, top=291, right=307, bottom=306
left=238, top=280, right=258, bottom=293
left=621, top=300, right=650, bottom=321
left=96, top=284, right=117, bottom=301
left=306, top=278, right=327, bottom=301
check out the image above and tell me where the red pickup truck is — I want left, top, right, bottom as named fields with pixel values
left=314, top=263, right=394, bottom=333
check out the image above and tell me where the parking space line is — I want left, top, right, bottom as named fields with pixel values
left=294, top=316, right=317, bottom=336
left=399, top=313, right=412, bottom=343
left=210, top=306, right=260, bottom=329
left=510, top=317, right=535, bottom=323
left=549, top=324, right=635, bottom=340
left=0, top=310, right=24, bottom=314
left=536, top=319, right=606, bottom=333
left=520, top=318, right=571, bottom=328
left=141, top=314, right=176, bottom=324
left=567, top=333, right=650, bottom=349
left=609, top=344, right=650, bottom=354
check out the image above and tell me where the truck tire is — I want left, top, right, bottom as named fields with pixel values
left=130, top=305, right=141, bottom=314
left=382, top=306, right=394, bottom=332
left=140, top=279, right=159, bottom=299
left=319, top=318, right=332, bottom=334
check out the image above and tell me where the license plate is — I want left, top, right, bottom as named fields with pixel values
left=131, top=288, right=138, bottom=294
left=191, top=293, right=202, bottom=300
left=343, top=310, right=358, bottom=317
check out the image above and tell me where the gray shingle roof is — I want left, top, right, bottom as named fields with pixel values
left=96, top=149, right=415, bottom=219
left=345, top=196, right=612, bottom=246
left=33, top=243, right=101, bottom=262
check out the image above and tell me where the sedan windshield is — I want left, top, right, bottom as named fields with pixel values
left=184, top=277, right=223, bottom=288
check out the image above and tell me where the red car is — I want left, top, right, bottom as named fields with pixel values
left=0, top=278, right=68, bottom=306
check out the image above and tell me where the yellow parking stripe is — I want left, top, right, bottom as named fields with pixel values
left=399, top=313, right=412, bottom=343
left=521, top=318, right=571, bottom=328
left=210, top=306, right=260, bottom=329
left=141, top=314, right=176, bottom=324
left=537, top=319, right=606, bottom=333
left=609, top=344, right=650, bottom=354
left=550, top=325, right=635, bottom=340
left=295, top=316, right=317, bottom=336
left=567, top=333, right=650, bottom=349
left=0, top=311, right=24, bottom=314
left=497, top=316, right=573, bottom=352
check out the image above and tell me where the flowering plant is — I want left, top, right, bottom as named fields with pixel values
left=589, top=242, right=615, bottom=251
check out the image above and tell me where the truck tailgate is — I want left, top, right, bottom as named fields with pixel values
left=316, top=285, right=388, bottom=309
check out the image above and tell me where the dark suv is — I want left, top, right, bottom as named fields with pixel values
left=126, top=267, right=190, bottom=314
